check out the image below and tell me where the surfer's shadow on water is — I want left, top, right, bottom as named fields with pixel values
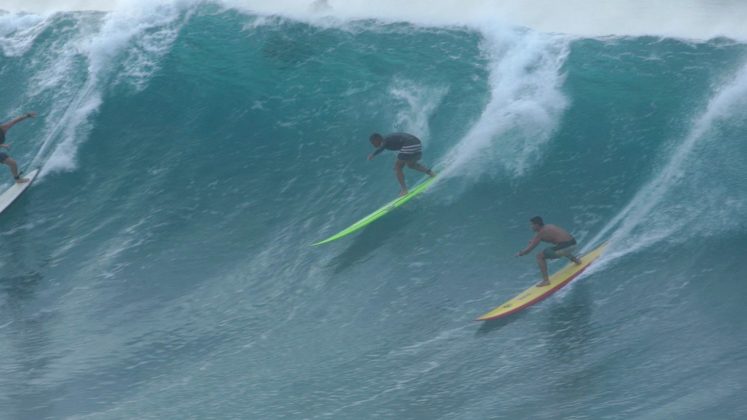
left=542, top=284, right=595, bottom=357
left=324, top=209, right=419, bottom=275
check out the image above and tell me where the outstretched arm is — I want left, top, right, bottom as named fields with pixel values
left=367, top=146, right=386, bottom=160
left=516, top=235, right=541, bottom=257
left=1, top=112, right=36, bottom=133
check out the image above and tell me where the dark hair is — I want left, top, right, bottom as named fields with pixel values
left=530, top=216, right=544, bottom=226
left=369, top=133, right=383, bottom=143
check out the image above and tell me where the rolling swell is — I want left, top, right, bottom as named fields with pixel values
left=0, top=3, right=746, bottom=419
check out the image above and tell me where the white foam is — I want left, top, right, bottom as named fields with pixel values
left=388, top=79, right=448, bottom=143
left=438, top=27, right=569, bottom=180
left=0, top=11, right=45, bottom=56
left=590, top=60, right=747, bottom=257
left=40, top=91, right=102, bottom=174
left=0, top=0, right=117, bottom=14
left=16, top=1, right=192, bottom=173
left=83, top=0, right=187, bottom=81
left=5, top=0, right=747, bottom=41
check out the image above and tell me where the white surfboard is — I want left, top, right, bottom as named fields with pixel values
left=0, top=169, right=39, bottom=215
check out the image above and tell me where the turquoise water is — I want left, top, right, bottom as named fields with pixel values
left=1, top=2, right=747, bottom=419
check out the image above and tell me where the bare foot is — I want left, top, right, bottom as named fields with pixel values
left=427, top=170, right=436, bottom=177
left=399, top=189, right=409, bottom=197
left=15, top=178, right=29, bottom=184
left=535, top=280, right=551, bottom=287
left=572, top=257, right=582, bottom=265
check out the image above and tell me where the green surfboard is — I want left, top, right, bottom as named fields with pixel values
left=313, top=176, right=437, bottom=246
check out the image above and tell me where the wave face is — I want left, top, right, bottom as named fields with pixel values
left=1, top=2, right=747, bottom=419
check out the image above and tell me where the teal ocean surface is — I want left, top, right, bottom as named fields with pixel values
left=1, top=1, right=746, bottom=419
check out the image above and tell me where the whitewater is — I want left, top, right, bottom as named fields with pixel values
left=1, top=1, right=746, bottom=418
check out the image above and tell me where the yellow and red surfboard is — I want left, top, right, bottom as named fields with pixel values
left=476, top=242, right=608, bottom=321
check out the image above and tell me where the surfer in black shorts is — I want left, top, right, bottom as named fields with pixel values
left=368, top=132, right=435, bottom=196
left=1, top=112, right=36, bottom=184
left=515, top=216, right=582, bottom=287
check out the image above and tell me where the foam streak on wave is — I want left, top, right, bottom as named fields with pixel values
left=388, top=79, right=448, bottom=144
left=29, top=1, right=192, bottom=174
left=439, top=27, right=569, bottom=180
left=591, top=61, right=747, bottom=259
left=0, top=12, right=46, bottom=56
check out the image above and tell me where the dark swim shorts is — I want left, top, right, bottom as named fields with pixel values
left=397, top=152, right=422, bottom=162
left=543, top=239, right=577, bottom=259
left=0, top=152, right=8, bottom=163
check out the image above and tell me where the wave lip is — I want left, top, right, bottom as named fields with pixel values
left=7, top=0, right=747, bottom=41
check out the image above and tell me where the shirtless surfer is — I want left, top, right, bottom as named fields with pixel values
left=368, top=132, right=435, bottom=196
left=515, top=216, right=582, bottom=287
left=0, top=112, right=36, bottom=184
